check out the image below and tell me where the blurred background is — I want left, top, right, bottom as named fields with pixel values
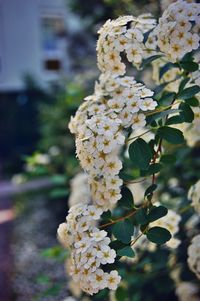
left=0, top=1, right=175, bottom=301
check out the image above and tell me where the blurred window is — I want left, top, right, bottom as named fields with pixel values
left=41, top=15, right=66, bottom=72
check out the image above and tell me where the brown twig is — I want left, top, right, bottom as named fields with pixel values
left=99, top=209, right=136, bottom=229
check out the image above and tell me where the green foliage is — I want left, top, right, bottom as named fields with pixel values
left=178, top=85, right=200, bottom=99
left=117, top=246, right=135, bottom=258
left=118, top=186, right=134, bottom=209
left=146, top=227, right=172, bottom=244
left=129, top=138, right=152, bottom=170
left=157, top=126, right=184, bottom=144
left=147, top=206, right=168, bottom=223
left=112, top=219, right=134, bottom=244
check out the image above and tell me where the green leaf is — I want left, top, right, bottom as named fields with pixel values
left=134, top=208, right=148, bottom=225
left=180, top=61, right=199, bottom=72
left=146, top=108, right=180, bottom=123
left=147, top=206, right=168, bottom=223
left=178, top=85, right=200, bottom=100
left=178, top=78, right=190, bottom=93
left=144, top=184, right=157, bottom=197
left=110, top=240, right=127, bottom=250
left=160, top=92, right=176, bottom=105
left=101, top=210, right=112, bottom=221
left=147, top=163, right=163, bottom=175
left=185, top=97, right=199, bottom=107
left=179, top=103, right=194, bottom=123
left=146, top=226, right=172, bottom=244
left=118, top=186, right=134, bottom=209
left=112, top=220, right=134, bottom=244
left=117, top=246, right=135, bottom=258
left=119, top=172, right=134, bottom=181
left=157, top=126, right=184, bottom=144
left=160, top=154, right=176, bottom=164
left=129, top=138, right=152, bottom=170
left=165, top=115, right=184, bottom=125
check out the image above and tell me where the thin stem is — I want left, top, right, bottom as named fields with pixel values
left=124, top=178, right=147, bottom=185
left=144, top=100, right=181, bottom=117
left=126, top=130, right=152, bottom=143
left=99, top=209, right=136, bottom=229
left=131, top=232, right=143, bottom=246
left=179, top=204, right=192, bottom=214
left=131, top=225, right=148, bottom=246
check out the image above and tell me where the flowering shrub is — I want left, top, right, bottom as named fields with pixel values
left=58, top=1, right=200, bottom=300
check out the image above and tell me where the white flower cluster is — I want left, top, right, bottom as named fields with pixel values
left=69, top=71, right=156, bottom=210
left=68, top=173, right=90, bottom=207
left=175, top=282, right=200, bottom=301
left=57, top=204, right=121, bottom=295
left=188, top=234, right=200, bottom=280
left=97, top=15, right=157, bottom=72
left=188, top=180, right=200, bottom=215
left=155, top=0, right=200, bottom=62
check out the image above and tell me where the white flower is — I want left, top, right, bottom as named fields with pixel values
left=175, top=282, right=200, bottom=301
left=91, top=230, right=108, bottom=242
left=187, top=234, right=200, bottom=280
left=139, top=98, right=157, bottom=111
left=90, top=269, right=107, bottom=290
left=97, top=245, right=116, bottom=264
left=85, top=206, right=103, bottom=220
left=131, top=113, right=146, bottom=130
left=188, top=180, right=200, bottom=214
left=106, top=270, right=121, bottom=290
left=155, top=1, right=200, bottom=62
left=126, top=46, right=143, bottom=64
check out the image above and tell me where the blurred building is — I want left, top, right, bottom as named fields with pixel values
left=0, top=0, right=80, bottom=92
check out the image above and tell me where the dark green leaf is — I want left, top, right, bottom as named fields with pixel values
left=118, top=186, right=134, bottom=209
left=101, top=210, right=112, bottom=221
left=147, top=206, right=168, bottom=223
left=112, top=219, right=134, bottom=244
left=117, top=246, right=135, bottom=258
left=160, top=92, right=176, bottom=105
left=180, top=61, right=199, bottom=72
left=165, top=115, right=184, bottom=125
left=146, top=226, right=172, bottom=244
left=144, top=184, right=157, bottom=197
left=146, top=109, right=180, bottom=123
left=129, top=138, right=152, bottom=170
left=134, top=208, right=148, bottom=225
left=184, top=97, right=199, bottom=107
left=178, top=77, right=190, bottom=92
left=147, top=163, right=163, bottom=174
left=178, top=85, right=200, bottom=99
left=119, top=172, right=134, bottom=181
left=179, top=103, right=194, bottom=123
left=157, top=126, right=184, bottom=144
left=110, top=240, right=127, bottom=250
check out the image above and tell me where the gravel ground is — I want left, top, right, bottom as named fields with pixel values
left=11, top=196, right=69, bottom=301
